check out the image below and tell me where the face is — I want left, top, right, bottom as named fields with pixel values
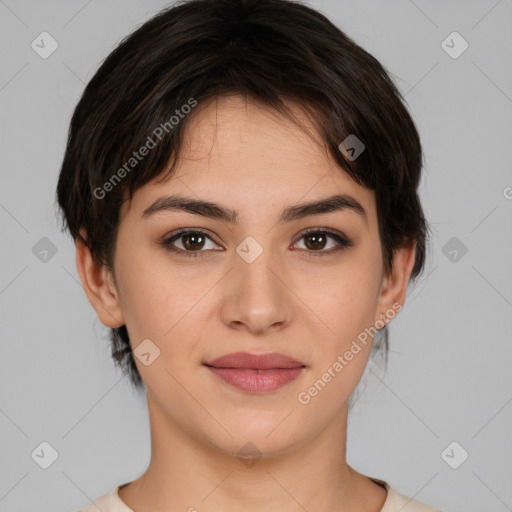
left=79, top=94, right=414, bottom=459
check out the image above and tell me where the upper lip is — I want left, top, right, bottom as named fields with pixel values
left=204, top=352, right=306, bottom=370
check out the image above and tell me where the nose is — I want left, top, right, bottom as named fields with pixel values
left=220, top=243, right=293, bottom=335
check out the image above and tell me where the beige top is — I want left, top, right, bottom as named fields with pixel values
left=76, top=478, right=441, bottom=511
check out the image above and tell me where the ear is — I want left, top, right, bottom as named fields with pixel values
left=75, top=228, right=125, bottom=328
left=375, top=240, right=416, bottom=323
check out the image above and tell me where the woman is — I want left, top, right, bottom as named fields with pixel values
left=57, top=0, right=440, bottom=510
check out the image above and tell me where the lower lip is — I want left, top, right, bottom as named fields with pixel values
left=205, top=366, right=305, bottom=393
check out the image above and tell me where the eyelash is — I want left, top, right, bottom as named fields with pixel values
left=160, top=228, right=353, bottom=259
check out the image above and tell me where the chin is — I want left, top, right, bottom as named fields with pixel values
left=201, top=419, right=306, bottom=462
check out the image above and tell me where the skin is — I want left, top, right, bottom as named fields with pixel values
left=76, top=94, right=416, bottom=512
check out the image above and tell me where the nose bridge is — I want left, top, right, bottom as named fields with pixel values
left=236, top=234, right=282, bottom=299
left=225, top=234, right=290, bottom=332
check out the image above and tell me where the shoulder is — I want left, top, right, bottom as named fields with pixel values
left=371, top=478, right=442, bottom=512
left=384, top=486, right=441, bottom=511
left=74, top=483, right=133, bottom=512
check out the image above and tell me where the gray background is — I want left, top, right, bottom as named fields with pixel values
left=0, top=0, right=511, bottom=511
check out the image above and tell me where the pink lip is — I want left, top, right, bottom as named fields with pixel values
left=204, top=352, right=306, bottom=393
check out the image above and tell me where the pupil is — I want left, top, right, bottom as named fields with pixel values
left=306, top=233, right=325, bottom=250
left=184, top=234, right=204, bottom=250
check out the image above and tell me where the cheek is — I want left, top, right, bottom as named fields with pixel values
left=114, top=246, right=216, bottom=360
left=316, top=263, right=382, bottom=346
left=114, top=263, right=201, bottom=390
left=118, top=276, right=191, bottom=348
left=296, top=269, right=382, bottom=415
left=113, top=243, right=180, bottom=342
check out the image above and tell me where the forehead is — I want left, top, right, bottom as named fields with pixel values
left=121, top=94, right=375, bottom=222
left=178, top=94, right=331, bottom=174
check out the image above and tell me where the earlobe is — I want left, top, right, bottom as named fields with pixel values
left=376, top=240, right=416, bottom=322
left=75, top=229, right=125, bottom=328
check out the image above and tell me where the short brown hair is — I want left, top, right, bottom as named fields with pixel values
left=56, top=0, right=430, bottom=391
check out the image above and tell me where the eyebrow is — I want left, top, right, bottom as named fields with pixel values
left=141, top=193, right=367, bottom=225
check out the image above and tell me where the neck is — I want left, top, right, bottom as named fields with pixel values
left=118, top=392, right=387, bottom=512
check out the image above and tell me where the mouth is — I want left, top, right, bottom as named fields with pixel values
left=203, top=352, right=306, bottom=393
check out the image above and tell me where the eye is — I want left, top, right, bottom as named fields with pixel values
left=292, top=228, right=353, bottom=258
left=160, top=227, right=353, bottom=259
left=160, top=228, right=219, bottom=258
